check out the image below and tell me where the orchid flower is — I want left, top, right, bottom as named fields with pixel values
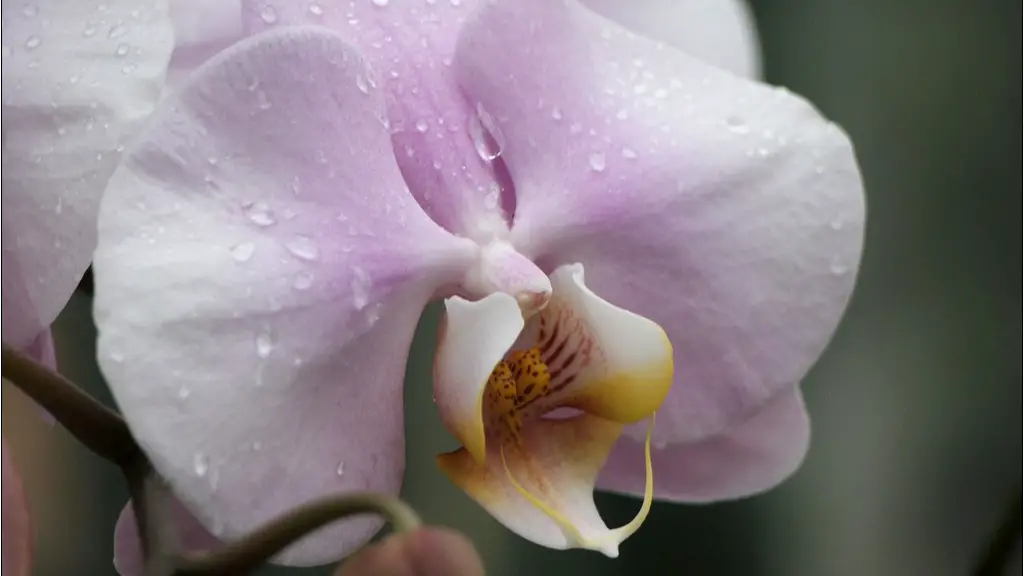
left=93, top=0, right=864, bottom=567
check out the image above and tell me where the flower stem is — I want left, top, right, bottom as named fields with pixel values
left=173, top=493, right=422, bottom=575
left=1, top=345, right=137, bottom=464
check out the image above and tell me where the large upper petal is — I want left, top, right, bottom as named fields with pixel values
left=598, top=387, right=810, bottom=501
left=2, top=440, right=32, bottom=576
left=93, top=28, right=476, bottom=565
left=1, top=0, right=173, bottom=347
left=242, top=0, right=509, bottom=239
left=581, top=0, right=761, bottom=78
left=455, top=0, right=865, bottom=443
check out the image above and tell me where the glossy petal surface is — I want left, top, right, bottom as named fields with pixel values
left=1, top=0, right=172, bottom=347
left=93, top=28, right=475, bottom=565
left=456, top=0, right=865, bottom=443
left=243, top=0, right=509, bottom=238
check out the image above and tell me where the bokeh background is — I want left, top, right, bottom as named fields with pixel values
left=4, top=0, right=1020, bottom=574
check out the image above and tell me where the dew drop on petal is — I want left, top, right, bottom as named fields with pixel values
left=350, top=267, right=372, bottom=310
left=550, top=106, right=563, bottom=120
left=829, top=218, right=843, bottom=231
left=588, top=151, right=606, bottom=172
left=251, top=441, right=263, bottom=451
left=292, top=271, right=314, bottom=290
left=23, top=35, right=41, bottom=50
left=725, top=115, right=749, bottom=134
left=245, top=202, right=275, bottom=227
left=107, top=23, right=128, bottom=39
left=415, top=118, right=429, bottom=133
left=621, top=147, right=637, bottom=159
left=230, top=242, right=255, bottom=262
left=468, top=102, right=505, bottom=162
left=193, top=453, right=209, bottom=477
left=115, top=42, right=129, bottom=57
left=259, top=4, right=278, bottom=23
left=178, top=386, right=191, bottom=400
left=355, top=74, right=369, bottom=94
left=255, top=329, right=274, bottom=358
left=285, top=235, right=320, bottom=261
left=829, top=258, right=848, bottom=275
left=308, top=2, right=323, bottom=15
left=335, top=461, right=346, bottom=476
left=371, top=0, right=389, bottom=6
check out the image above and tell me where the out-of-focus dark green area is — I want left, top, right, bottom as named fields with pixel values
left=4, top=0, right=1019, bottom=574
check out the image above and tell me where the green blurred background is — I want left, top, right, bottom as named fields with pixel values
left=4, top=0, right=1019, bottom=574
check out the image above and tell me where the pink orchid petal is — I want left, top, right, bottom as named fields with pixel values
left=242, top=0, right=509, bottom=238
left=598, top=388, right=810, bottom=501
left=22, top=329, right=55, bottom=369
left=93, top=28, right=476, bottom=565
left=165, top=0, right=244, bottom=90
left=0, top=0, right=173, bottom=348
left=456, top=0, right=865, bottom=444
left=113, top=498, right=220, bottom=576
left=581, top=0, right=761, bottom=78
left=2, top=440, right=32, bottom=576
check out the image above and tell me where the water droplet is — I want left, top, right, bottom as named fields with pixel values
left=255, top=90, right=271, bottom=110
left=82, top=23, right=97, bottom=37
left=285, top=235, right=320, bottom=261
left=193, top=453, right=209, bottom=477
left=725, top=115, right=749, bottom=134
left=621, top=147, right=637, bottom=159
left=415, top=118, right=429, bottom=132
left=230, top=242, right=255, bottom=262
left=829, top=258, right=848, bottom=275
left=815, top=165, right=826, bottom=175
left=120, top=63, right=136, bottom=75
left=23, top=35, right=41, bottom=50
left=355, top=74, right=369, bottom=94
left=115, top=42, right=129, bottom=57
left=335, top=461, right=346, bottom=476
left=587, top=151, right=606, bottom=172
left=550, top=106, right=563, bottom=120
left=259, top=4, right=278, bottom=23
left=245, top=202, right=275, bottom=227
left=615, top=108, right=629, bottom=121
left=255, top=329, right=274, bottom=358
left=178, top=386, right=191, bottom=400
left=109, top=349, right=125, bottom=363
left=293, top=271, right=314, bottom=290
left=829, top=218, right=843, bottom=231
left=107, top=22, right=128, bottom=39
left=251, top=441, right=263, bottom=451
left=350, top=267, right=372, bottom=310
left=308, top=2, right=323, bottom=15
left=449, top=0, right=461, bottom=5
left=468, top=102, right=505, bottom=162
left=372, top=0, right=389, bottom=6
left=653, top=440, right=669, bottom=450
left=22, top=5, right=38, bottom=17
